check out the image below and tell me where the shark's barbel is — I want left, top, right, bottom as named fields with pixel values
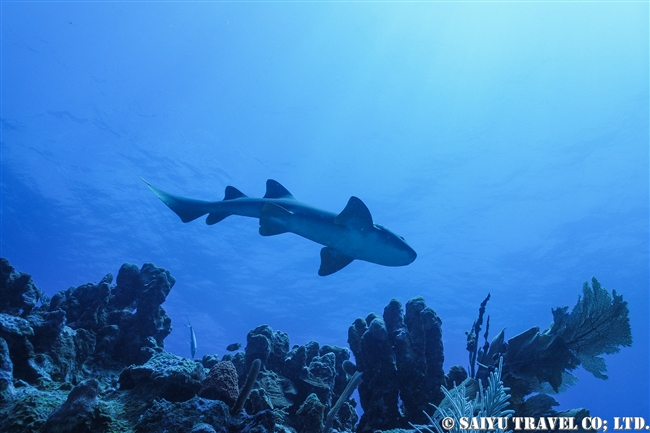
left=142, top=178, right=417, bottom=275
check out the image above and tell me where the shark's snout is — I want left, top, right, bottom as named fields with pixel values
left=407, top=247, right=417, bottom=264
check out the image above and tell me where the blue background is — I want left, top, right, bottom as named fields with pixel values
left=2, top=1, right=648, bottom=420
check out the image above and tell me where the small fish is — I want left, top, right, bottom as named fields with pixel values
left=186, top=319, right=197, bottom=359
left=226, top=343, right=241, bottom=352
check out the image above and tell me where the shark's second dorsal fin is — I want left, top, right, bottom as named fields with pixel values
left=334, top=196, right=374, bottom=231
left=264, top=179, right=295, bottom=199
left=224, top=186, right=247, bottom=200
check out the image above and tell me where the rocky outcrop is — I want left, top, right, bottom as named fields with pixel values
left=119, top=352, right=204, bottom=402
left=0, top=258, right=43, bottom=316
left=43, top=378, right=110, bottom=433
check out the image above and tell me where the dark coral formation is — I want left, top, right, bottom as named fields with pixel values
left=348, top=296, right=446, bottom=432
left=134, top=397, right=231, bottom=433
left=119, top=351, right=204, bottom=402
left=0, top=258, right=43, bottom=316
left=51, top=261, right=176, bottom=366
left=43, top=378, right=110, bottom=433
left=0, top=258, right=632, bottom=433
left=0, top=259, right=175, bottom=394
left=0, top=259, right=359, bottom=433
left=296, top=393, right=326, bottom=433
left=221, top=324, right=359, bottom=432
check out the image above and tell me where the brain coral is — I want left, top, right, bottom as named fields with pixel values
left=198, top=361, right=240, bottom=407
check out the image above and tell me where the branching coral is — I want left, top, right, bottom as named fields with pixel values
left=412, top=358, right=514, bottom=433
left=466, top=294, right=491, bottom=380
left=466, top=278, right=632, bottom=412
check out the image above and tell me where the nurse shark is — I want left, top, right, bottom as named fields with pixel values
left=142, top=178, right=417, bottom=276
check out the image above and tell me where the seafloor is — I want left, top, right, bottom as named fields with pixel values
left=0, top=259, right=631, bottom=433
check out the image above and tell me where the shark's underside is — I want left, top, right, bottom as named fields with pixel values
left=143, top=178, right=416, bottom=276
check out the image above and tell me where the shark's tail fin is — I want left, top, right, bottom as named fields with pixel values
left=141, top=177, right=215, bottom=223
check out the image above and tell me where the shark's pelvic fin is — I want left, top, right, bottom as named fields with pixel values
left=264, top=179, right=296, bottom=200
left=334, top=196, right=374, bottom=231
left=206, top=212, right=229, bottom=225
left=319, top=247, right=355, bottom=276
left=206, top=186, right=247, bottom=225
left=259, top=203, right=292, bottom=236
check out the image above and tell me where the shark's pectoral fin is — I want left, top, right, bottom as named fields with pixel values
left=318, top=247, right=355, bottom=276
left=259, top=203, right=292, bottom=236
left=334, top=196, right=374, bottom=231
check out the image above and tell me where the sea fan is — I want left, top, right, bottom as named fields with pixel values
left=545, top=277, right=632, bottom=380
left=412, top=358, right=514, bottom=433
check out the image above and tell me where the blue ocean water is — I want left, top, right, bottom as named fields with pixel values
left=1, top=0, right=648, bottom=422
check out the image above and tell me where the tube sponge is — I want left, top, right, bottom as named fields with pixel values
left=230, top=358, right=261, bottom=415
left=324, top=371, right=363, bottom=433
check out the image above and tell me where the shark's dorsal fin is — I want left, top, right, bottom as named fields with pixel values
left=334, top=196, right=373, bottom=231
left=319, top=247, right=354, bottom=276
left=264, top=179, right=295, bottom=199
left=224, top=186, right=247, bottom=200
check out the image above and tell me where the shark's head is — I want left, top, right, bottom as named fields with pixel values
left=371, top=224, right=417, bottom=266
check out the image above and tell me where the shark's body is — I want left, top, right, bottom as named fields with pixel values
left=143, top=179, right=416, bottom=275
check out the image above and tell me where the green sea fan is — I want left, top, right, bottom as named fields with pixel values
left=412, top=358, right=514, bottom=433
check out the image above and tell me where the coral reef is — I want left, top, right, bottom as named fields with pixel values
left=118, top=351, right=204, bottom=402
left=0, top=258, right=43, bottom=316
left=43, top=378, right=110, bottom=433
left=348, top=296, right=446, bottom=431
left=0, top=259, right=359, bottom=433
left=0, top=258, right=632, bottom=433
left=464, top=277, right=631, bottom=417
